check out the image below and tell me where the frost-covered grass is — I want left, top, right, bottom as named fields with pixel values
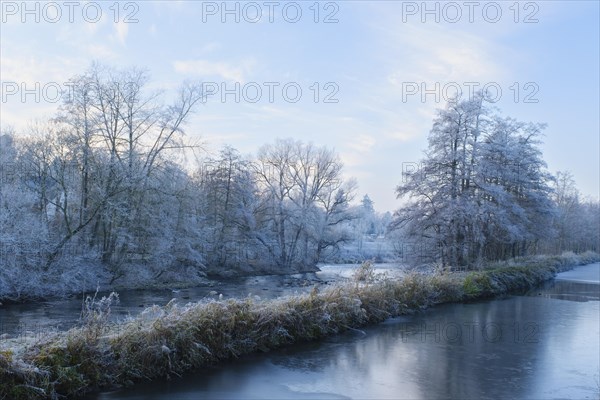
left=1, top=252, right=598, bottom=399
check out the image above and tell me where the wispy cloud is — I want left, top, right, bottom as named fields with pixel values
left=85, top=44, right=118, bottom=60
left=347, top=134, right=376, bottom=153
left=385, top=24, right=505, bottom=86
left=113, top=21, right=129, bottom=46
left=173, top=60, right=251, bottom=82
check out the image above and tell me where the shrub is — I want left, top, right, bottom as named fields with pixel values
left=352, top=261, right=376, bottom=283
left=463, top=273, right=493, bottom=298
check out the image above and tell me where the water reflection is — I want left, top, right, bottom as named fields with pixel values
left=532, top=279, right=600, bottom=302
left=95, top=264, right=600, bottom=400
left=0, top=265, right=370, bottom=336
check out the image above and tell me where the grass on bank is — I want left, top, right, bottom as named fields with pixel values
left=1, top=251, right=598, bottom=399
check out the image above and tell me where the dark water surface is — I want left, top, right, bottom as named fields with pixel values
left=0, top=264, right=403, bottom=336
left=91, top=263, right=599, bottom=400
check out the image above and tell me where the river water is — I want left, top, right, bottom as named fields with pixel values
left=2, top=263, right=598, bottom=399
left=0, top=264, right=404, bottom=337
left=87, top=263, right=599, bottom=400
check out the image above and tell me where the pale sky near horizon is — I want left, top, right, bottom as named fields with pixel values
left=1, top=0, right=598, bottom=212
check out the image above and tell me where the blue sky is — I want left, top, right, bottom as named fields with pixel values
left=1, top=1, right=598, bottom=211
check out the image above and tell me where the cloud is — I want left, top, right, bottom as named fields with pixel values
left=199, top=42, right=221, bottom=53
left=0, top=55, right=78, bottom=83
left=113, top=21, right=129, bottom=46
left=84, top=15, right=105, bottom=35
left=348, top=134, right=376, bottom=153
left=357, top=19, right=510, bottom=146
left=173, top=60, right=248, bottom=82
left=85, top=44, right=118, bottom=60
left=387, top=25, right=504, bottom=85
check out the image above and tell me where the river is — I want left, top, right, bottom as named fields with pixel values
left=0, top=264, right=404, bottom=337
left=86, top=262, right=599, bottom=400
left=2, top=263, right=598, bottom=399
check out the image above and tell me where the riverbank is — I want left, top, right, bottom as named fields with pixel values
left=0, top=264, right=322, bottom=305
left=1, top=252, right=598, bottom=399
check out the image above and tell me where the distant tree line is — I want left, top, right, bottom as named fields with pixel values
left=1, top=67, right=597, bottom=298
left=0, top=65, right=357, bottom=298
left=392, top=92, right=599, bottom=269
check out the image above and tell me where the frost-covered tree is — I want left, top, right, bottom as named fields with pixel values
left=544, top=171, right=600, bottom=254
left=55, top=65, right=204, bottom=280
left=393, top=93, right=556, bottom=269
left=360, top=194, right=376, bottom=235
left=478, top=117, right=555, bottom=260
left=0, top=64, right=206, bottom=295
left=253, top=139, right=354, bottom=268
left=394, top=93, right=488, bottom=267
left=196, top=146, right=258, bottom=269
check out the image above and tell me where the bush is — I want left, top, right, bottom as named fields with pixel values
left=352, top=261, right=376, bottom=283
left=463, top=273, right=493, bottom=298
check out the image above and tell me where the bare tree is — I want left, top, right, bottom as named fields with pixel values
left=254, top=139, right=354, bottom=268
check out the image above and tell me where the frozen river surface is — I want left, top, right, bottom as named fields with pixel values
left=91, top=263, right=600, bottom=400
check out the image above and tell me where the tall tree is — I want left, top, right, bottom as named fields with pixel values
left=254, top=139, right=354, bottom=268
left=393, top=93, right=555, bottom=269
